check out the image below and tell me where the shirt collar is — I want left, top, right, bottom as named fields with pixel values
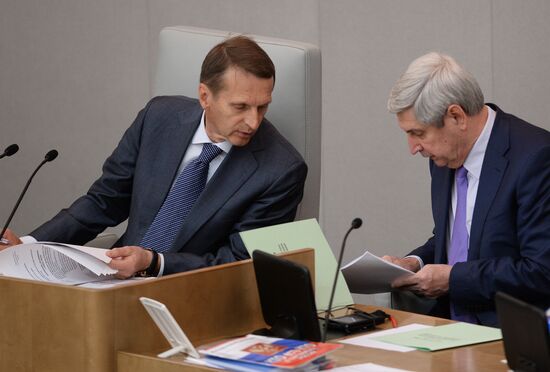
left=463, top=105, right=496, bottom=180
left=191, top=111, right=232, bottom=154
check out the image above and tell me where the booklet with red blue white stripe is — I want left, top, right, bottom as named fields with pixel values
left=200, top=334, right=341, bottom=371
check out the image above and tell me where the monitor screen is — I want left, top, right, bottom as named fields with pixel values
left=252, top=250, right=322, bottom=342
left=495, top=291, right=550, bottom=372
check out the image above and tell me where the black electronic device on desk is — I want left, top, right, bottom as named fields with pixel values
left=324, top=307, right=389, bottom=334
left=252, top=249, right=322, bottom=341
left=252, top=250, right=391, bottom=342
left=321, top=217, right=392, bottom=339
left=496, top=292, right=550, bottom=372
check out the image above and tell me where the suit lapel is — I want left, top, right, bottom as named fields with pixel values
left=432, top=164, right=453, bottom=264
left=468, top=113, right=509, bottom=260
left=140, top=108, right=201, bottom=234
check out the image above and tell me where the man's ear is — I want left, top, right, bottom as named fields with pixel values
left=447, top=104, right=467, bottom=129
left=198, top=83, right=211, bottom=109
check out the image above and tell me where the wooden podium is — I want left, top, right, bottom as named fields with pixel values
left=0, top=248, right=314, bottom=372
left=117, top=306, right=508, bottom=372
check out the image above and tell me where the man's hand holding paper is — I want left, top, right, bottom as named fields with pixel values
left=390, top=264, right=452, bottom=299
left=381, top=256, right=420, bottom=272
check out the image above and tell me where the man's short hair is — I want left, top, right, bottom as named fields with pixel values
left=387, top=52, right=484, bottom=127
left=200, top=35, right=275, bottom=95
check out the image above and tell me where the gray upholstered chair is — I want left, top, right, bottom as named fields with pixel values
left=153, top=25, right=321, bottom=219
left=85, top=232, right=118, bottom=248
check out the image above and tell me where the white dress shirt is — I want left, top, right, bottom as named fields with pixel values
left=446, top=106, right=495, bottom=254
left=409, top=106, right=496, bottom=268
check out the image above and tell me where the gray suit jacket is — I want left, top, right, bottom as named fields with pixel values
left=31, top=96, right=307, bottom=274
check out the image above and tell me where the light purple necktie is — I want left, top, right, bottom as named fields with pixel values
left=448, top=166, right=477, bottom=323
left=448, top=166, right=469, bottom=265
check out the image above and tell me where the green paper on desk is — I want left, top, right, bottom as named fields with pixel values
left=239, top=219, right=354, bottom=311
left=373, top=322, right=502, bottom=351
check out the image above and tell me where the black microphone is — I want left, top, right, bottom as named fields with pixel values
left=0, top=149, right=59, bottom=241
left=0, top=144, right=19, bottom=159
left=322, top=217, right=363, bottom=342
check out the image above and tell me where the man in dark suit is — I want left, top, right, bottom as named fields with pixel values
left=1, top=36, right=307, bottom=278
left=383, top=52, right=550, bottom=326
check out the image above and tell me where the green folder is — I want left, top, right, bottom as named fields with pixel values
left=239, top=219, right=354, bottom=311
left=373, top=322, right=502, bottom=351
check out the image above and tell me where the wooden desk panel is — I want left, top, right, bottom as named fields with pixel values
left=118, top=306, right=507, bottom=372
left=0, top=249, right=314, bottom=372
left=333, top=306, right=507, bottom=371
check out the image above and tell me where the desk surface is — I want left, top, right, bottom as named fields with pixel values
left=118, top=305, right=507, bottom=372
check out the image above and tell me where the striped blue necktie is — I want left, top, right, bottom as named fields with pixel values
left=140, top=143, right=223, bottom=252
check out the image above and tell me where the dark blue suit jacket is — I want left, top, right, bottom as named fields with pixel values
left=31, top=96, right=307, bottom=274
left=410, top=104, right=550, bottom=326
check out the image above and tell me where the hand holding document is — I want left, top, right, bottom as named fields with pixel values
left=341, top=251, right=413, bottom=294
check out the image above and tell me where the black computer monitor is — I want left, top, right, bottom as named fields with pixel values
left=252, top=250, right=322, bottom=342
left=495, top=291, right=550, bottom=372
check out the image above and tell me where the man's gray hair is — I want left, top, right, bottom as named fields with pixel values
left=387, top=52, right=484, bottom=127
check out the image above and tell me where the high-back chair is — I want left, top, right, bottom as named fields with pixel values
left=153, top=25, right=321, bottom=219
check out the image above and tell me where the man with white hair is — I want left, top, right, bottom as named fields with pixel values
left=383, top=52, right=550, bottom=326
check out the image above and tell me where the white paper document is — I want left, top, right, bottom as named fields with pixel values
left=0, top=242, right=117, bottom=285
left=339, top=323, right=433, bottom=352
left=330, top=362, right=414, bottom=372
left=341, top=250, right=413, bottom=294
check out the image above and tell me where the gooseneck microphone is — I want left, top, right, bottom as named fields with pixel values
left=0, top=150, right=59, bottom=241
left=0, top=144, right=19, bottom=159
left=322, top=217, right=363, bottom=342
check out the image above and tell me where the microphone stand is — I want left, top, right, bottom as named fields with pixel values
left=0, top=150, right=58, bottom=240
left=322, top=218, right=362, bottom=342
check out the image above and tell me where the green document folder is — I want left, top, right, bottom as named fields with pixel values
left=373, top=322, right=502, bottom=351
left=239, top=219, right=354, bottom=311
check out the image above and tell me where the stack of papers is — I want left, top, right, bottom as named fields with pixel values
left=372, top=322, right=502, bottom=351
left=0, top=242, right=117, bottom=285
left=341, top=250, right=413, bottom=294
left=341, top=322, right=502, bottom=352
left=339, top=323, right=433, bottom=352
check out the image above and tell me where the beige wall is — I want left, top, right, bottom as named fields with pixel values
left=1, top=1, right=549, bottom=303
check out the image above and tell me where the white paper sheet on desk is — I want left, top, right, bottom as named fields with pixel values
left=331, top=362, right=414, bottom=372
left=341, top=250, right=413, bottom=294
left=339, top=323, right=432, bottom=352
